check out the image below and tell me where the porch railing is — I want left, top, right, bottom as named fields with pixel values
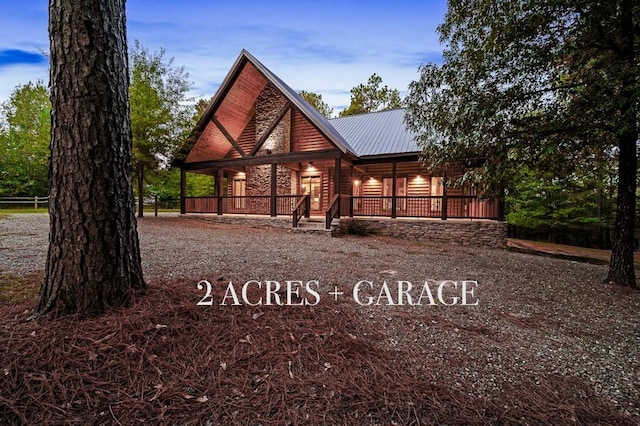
left=292, top=195, right=311, bottom=227
left=324, top=194, right=351, bottom=229
left=349, top=196, right=500, bottom=220
left=184, top=195, right=500, bottom=220
left=184, top=195, right=298, bottom=215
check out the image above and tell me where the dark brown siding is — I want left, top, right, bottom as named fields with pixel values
left=407, top=175, right=429, bottom=196
left=225, top=115, right=256, bottom=160
left=292, top=109, right=334, bottom=152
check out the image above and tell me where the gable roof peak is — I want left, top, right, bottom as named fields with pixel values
left=192, top=49, right=355, bottom=156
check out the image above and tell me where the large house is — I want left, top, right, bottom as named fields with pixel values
left=175, top=50, right=502, bottom=238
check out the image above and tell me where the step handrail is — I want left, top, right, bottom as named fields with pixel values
left=292, top=194, right=310, bottom=227
left=325, top=194, right=341, bottom=229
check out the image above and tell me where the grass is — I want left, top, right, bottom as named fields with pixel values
left=0, top=271, right=41, bottom=304
left=0, top=208, right=49, bottom=215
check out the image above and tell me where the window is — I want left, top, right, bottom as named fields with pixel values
left=431, top=177, right=443, bottom=211
left=382, top=177, right=407, bottom=211
left=352, top=179, right=362, bottom=210
left=233, top=179, right=246, bottom=209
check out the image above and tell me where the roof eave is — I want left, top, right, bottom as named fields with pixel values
left=353, top=151, right=421, bottom=164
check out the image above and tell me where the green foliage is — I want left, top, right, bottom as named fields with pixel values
left=405, top=0, right=638, bottom=283
left=0, top=81, right=50, bottom=196
left=130, top=41, right=193, bottom=198
left=339, top=73, right=402, bottom=117
left=404, top=0, right=638, bottom=191
left=145, top=169, right=214, bottom=206
left=186, top=173, right=215, bottom=197
left=193, top=98, right=211, bottom=122
left=298, top=90, right=334, bottom=118
left=506, top=166, right=608, bottom=230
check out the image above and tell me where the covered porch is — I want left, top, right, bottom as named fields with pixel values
left=180, top=155, right=502, bottom=229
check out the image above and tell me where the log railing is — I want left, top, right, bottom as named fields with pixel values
left=184, top=195, right=500, bottom=221
left=325, top=194, right=341, bottom=229
left=292, top=195, right=310, bottom=228
left=349, top=195, right=500, bottom=219
left=184, top=195, right=299, bottom=215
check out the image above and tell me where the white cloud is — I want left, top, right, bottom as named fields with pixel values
left=0, top=64, right=49, bottom=102
left=0, top=0, right=447, bottom=111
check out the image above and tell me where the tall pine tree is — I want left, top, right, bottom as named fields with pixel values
left=405, top=0, right=638, bottom=288
left=37, top=0, right=145, bottom=317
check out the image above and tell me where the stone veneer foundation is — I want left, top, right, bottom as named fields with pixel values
left=336, top=218, right=507, bottom=248
left=182, top=215, right=507, bottom=248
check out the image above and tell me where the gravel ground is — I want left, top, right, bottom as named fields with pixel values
left=1, top=213, right=639, bottom=418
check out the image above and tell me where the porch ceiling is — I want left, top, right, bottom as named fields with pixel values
left=185, top=61, right=268, bottom=164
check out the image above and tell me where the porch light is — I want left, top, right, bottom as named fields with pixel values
left=353, top=179, right=361, bottom=186
left=307, top=161, right=315, bottom=171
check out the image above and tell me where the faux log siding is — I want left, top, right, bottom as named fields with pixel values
left=322, top=174, right=330, bottom=211
left=360, top=177, right=383, bottom=215
left=362, top=177, right=382, bottom=196
left=341, top=168, right=352, bottom=195
left=215, top=62, right=267, bottom=140
left=291, top=109, right=334, bottom=152
left=185, top=121, right=232, bottom=162
left=407, top=175, right=430, bottom=196
left=361, top=162, right=428, bottom=176
left=225, top=115, right=256, bottom=160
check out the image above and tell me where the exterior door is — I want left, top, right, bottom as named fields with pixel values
left=301, top=176, right=321, bottom=211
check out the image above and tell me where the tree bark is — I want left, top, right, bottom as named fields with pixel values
left=37, top=0, right=145, bottom=317
left=605, top=0, right=637, bottom=288
left=607, top=129, right=637, bottom=288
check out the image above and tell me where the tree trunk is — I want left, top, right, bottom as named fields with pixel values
left=37, top=0, right=145, bottom=317
left=606, top=129, right=637, bottom=288
left=137, top=161, right=144, bottom=218
left=606, top=0, right=637, bottom=288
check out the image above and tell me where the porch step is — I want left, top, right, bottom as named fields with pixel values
left=291, top=218, right=339, bottom=234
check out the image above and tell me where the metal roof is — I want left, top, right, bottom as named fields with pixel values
left=328, top=109, right=419, bottom=157
left=180, top=50, right=418, bottom=163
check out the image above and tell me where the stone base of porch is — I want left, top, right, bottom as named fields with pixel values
left=335, top=218, right=507, bottom=248
left=181, top=213, right=293, bottom=229
left=180, top=214, right=507, bottom=248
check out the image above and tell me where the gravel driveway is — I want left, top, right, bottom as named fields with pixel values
left=1, top=213, right=639, bottom=418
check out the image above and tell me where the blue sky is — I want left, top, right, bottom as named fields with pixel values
left=0, top=0, right=447, bottom=113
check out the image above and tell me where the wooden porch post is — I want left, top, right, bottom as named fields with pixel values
left=180, top=169, right=186, bottom=214
left=270, top=163, right=277, bottom=217
left=216, top=168, right=224, bottom=215
left=498, top=185, right=506, bottom=221
left=349, top=166, right=354, bottom=217
left=441, top=174, right=448, bottom=221
left=334, top=157, right=341, bottom=218
left=391, top=161, right=397, bottom=219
